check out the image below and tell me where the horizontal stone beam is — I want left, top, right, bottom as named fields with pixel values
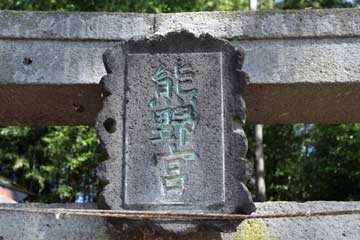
left=1, top=9, right=360, bottom=124
left=1, top=83, right=359, bottom=125
left=246, top=83, right=360, bottom=123
left=0, top=202, right=358, bottom=240
left=1, top=9, right=359, bottom=41
left=0, top=84, right=101, bottom=125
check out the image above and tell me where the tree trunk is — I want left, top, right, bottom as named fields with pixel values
left=255, top=124, right=266, bottom=202
left=250, top=0, right=257, bottom=10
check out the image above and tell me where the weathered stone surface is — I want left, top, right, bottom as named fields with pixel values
left=155, top=9, right=360, bottom=39
left=224, top=201, right=360, bottom=240
left=2, top=9, right=360, bottom=85
left=0, top=10, right=154, bottom=40
left=238, top=38, right=360, bottom=84
left=2, top=9, right=360, bottom=41
left=96, top=31, right=254, bottom=233
left=0, top=40, right=114, bottom=84
left=3, top=37, right=360, bottom=85
left=245, top=83, right=360, bottom=123
left=0, top=202, right=358, bottom=240
left=0, top=84, right=101, bottom=126
left=1, top=10, right=360, bottom=124
left=0, top=203, right=121, bottom=240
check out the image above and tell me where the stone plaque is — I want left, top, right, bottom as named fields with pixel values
left=96, top=31, right=255, bottom=233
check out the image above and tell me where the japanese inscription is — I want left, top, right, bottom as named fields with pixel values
left=149, top=63, right=199, bottom=194
left=124, top=52, right=226, bottom=207
left=97, top=32, right=255, bottom=233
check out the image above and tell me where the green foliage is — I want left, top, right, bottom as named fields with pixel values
left=0, top=0, right=251, bottom=12
left=246, top=124, right=306, bottom=201
left=258, top=0, right=274, bottom=10
left=303, top=124, right=360, bottom=200
left=0, top=126, right=101, bottom=203
left=246, top=124, right=360, bottom=201
left=0, top=0, right=354, bottom=12
left=277, top=0, right=354, bottom=9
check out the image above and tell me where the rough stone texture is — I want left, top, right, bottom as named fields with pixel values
left=256, top=201, right=360, bottom=240
left=155, top=9, right=360, bottom=40
left=238, top=38, right=360, bottom=84
left=1, top=9, right=360, bottom=85
left=3, top=37, right=360, bottom=85
left=1, top=10, right=360, bottom=124
left=224, top=201, right=360, bottom=240
left=0, top=40, right=114, bottom=84
left=96, top=31, right=254, bottom=233
left=0, top=10, right=154, bottom=40
left=1, top=9, right=360, bottom=41
left=0, top=84, right=101, bottom=125
left=245, top=83, right=360, bottom=123
left=0, top=202, right=358, bottom=240
left=0, top=203, right=123, bottom=240
left=3, top=83, right=360, bottom=125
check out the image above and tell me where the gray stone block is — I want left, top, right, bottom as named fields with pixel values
left=0, top=202, right=358, bottom=240
left=224, top=201, right=360, bottom=240
left=96, top=31, right=254, bottom=233
left=0, top=10, right=154, bottom=40
left=0, top=203, right=121, bottom=240
left=2, top=10, right=360, bottom=124
left=155, top=9, right=360, bottom=40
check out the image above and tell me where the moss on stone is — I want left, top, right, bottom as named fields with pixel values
left=231, top=219, right=273, bottom=240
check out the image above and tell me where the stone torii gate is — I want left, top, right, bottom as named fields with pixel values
left=0, top=8, right=359, bottom=240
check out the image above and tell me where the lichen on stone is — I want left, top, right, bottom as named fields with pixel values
left=231, top=219, right=272, bottom=240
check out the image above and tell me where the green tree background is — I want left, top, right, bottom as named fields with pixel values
left=0, top=0, right=359, bottom=203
